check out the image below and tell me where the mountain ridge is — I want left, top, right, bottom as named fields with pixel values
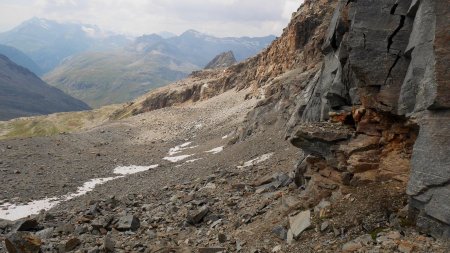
left=0, top=44, right=43, bottom=76
left=44, top=31, right=275, bottom=107
left=0, top=18, right=131, bottom=73
left=0, top=54, right=90, bottom=121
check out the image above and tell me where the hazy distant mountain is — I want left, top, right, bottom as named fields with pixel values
left=0, top=44, right=43, bottom=76
left=0, top=54, right=90, bottom=121
left=0, top=18, right=131, bottom=73
left=44, top=51, right=197, bottom=108
left=45, top=30, right=274, bottom=108
left=157, top=31, right=176, bottom=39
left=131, top=30, right=276, bottom=66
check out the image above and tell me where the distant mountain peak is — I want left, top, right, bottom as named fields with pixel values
left=181, top=29, right=207, bottom=38
left=19, top=17, right=54, bottom=30
left=204, top=51, right=237, bottom=69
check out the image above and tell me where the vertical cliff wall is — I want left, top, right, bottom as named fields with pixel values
left=286, top=0, right=449, bottom=238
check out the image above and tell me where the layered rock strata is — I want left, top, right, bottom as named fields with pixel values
left=286, top=0, right=449, bottom=238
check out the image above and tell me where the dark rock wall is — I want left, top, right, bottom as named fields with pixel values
left=286, top=0, right=449, bottom=238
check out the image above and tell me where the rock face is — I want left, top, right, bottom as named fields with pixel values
left=284, top=0, right=450, bottom=238
left=204, top=51, right=237, bottom=69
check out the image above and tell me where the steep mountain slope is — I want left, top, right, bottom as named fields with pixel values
left=0, top=18, right=130, bottom=73
left=0, top=54, right=90, bottom=120
left=0, top=44, right=43, bottom=76
left=44, top=51, right=197, bottom=108
left=142, top=30, right=276, bottom=66
left=44, top=31, right=274, bottom=107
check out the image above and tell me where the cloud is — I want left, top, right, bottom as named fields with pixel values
left=0, top=0, right=304, bottom=37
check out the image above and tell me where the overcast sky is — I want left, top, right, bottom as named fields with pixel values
left=0, top=0, right=303, bottom=37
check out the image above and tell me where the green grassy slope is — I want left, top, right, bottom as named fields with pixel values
left=44, top=51, right=199, bottom=108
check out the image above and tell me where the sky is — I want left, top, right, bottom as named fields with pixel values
left=0, top=0, right=303, bottom=37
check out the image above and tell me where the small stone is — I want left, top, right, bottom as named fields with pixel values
left=272, top=225, right=288, bottom=240
left=91, top=215, right=113, bottom=230
left=116, top=215, right=140, bottom=231
left=320, top=221, right=330, bottom=232
left=65, top=237, right=81, bottom=251
left=146, top=229, right=157, bottom=239
left=103, top=234, right=115, bottom=252
left=288, top=210, right=311, bottom=239
left=274, top=173, right=292, bottom=188
left=218, top=233, right=227, bottom=243
left=5, top=232, right=42, bottom=253
left=398, top=241, right=415, bottom=253
left=281, top=195, right=300, bottom=209
left=13, top=170, right=20, bottom=174
left=342, top=241, right=363, bottom=252
left=15, top=218, right=39, bottom=232
left=387, top=230, right=401, bottom=240
left=187, top=206, right=209, bottom=225
left=287, top=229, right=294, bottom=244
left=333, top=227, right=341, bottom=237
left=35, top=228, right=54, bottom=239
left=272, top=245, right=282, bottom=252
left=253, top=174, right=274, bottom=186
left=313, top=199, right=331, bottom=213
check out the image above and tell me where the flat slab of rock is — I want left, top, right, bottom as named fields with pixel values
left=116, top=215, right=140, bottom=231
left=288, top=210, right=311, bottom=240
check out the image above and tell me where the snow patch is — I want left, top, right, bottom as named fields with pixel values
left=185, top=158, right=203, bottom=163
left=113, top=165, right=158, bottom=175
left=222, top=135, right=229, bottom=139
left=163, top=155, right=193, bottom=163
left=0, top=177, right=118, bottom=221
left=0, top=164, right=158, bottom=221
left=168, top=142, right=197, bottom=156
left=0, top=198, right=60, bottom=221
left=238, top=153, right=274, bottom=168
left=206, top=146, right=224, bottom=154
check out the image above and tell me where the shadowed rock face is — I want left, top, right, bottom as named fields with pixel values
left=204, top=51, right=237, bottom=69
left=286, top=0, right=450, bottom=238
left=0, top=54, right=90, bottom=121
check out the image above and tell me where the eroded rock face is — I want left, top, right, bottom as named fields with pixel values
left=286, top=0, right=449, bottom=238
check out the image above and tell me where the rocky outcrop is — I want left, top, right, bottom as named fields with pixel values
left=112, top=0, right=335, bottom=119
left=204, top=51, right=237, bottom=69
left=284, top=0, right=450, bottom=238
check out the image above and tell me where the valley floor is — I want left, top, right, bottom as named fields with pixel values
left=0, top=89, right=448, bottom=252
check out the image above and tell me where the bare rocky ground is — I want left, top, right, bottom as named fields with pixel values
left=0, top=89, right=448, bottom=252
